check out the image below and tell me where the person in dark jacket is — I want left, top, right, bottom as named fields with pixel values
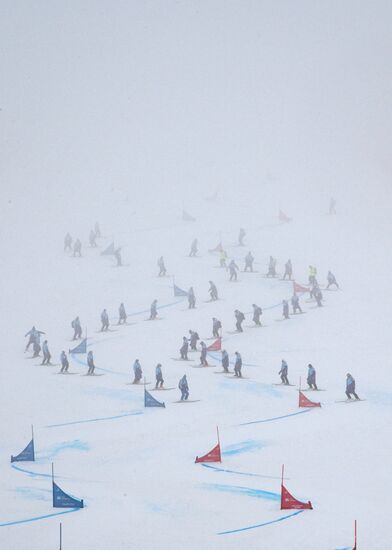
left=209, top=281, right=218, bottom=301
left=291, top=293, right=303, bottom=314
left=282, top=300, right=290, bottom=319
left=157, top=256, right=167, bottom=277
left=212, top=317, right=222, bottom=338
left=221, top=350, right=229, bottom=373
left=60, top=351, right=69, bottom=373
left=200, top=341, right=208, bottom=366
left=101, top=309, right=110, bottom=331
left=228, top=260, right=239, bottom=281
left=327, top=271, right=339, bottom=289
left=235, top=310, right=245, bottom=332
left=179, top=374, right=189, bottom=400
left=283, top=259, right=292, bottom=280
left=267, top=256, right=277, bottom=278
left=252, top=304, right=262, bottom=326
left=41, top=340, right=51, bottom=365
left=234, top=352, right=242, bottom=377
left=73, top=238, right=82, bottom=257
left=150, top=299, right=158, bottom=320
left=279, top=360, right=289, bottom=385
left=133, top=359, right=142, bottom=383
left=346, top=373, right=360, bottom=400
left=189, top=239, right=198, bottom=257
left=188, top=287, right=196, bottom=309
left=71, top=316, right=82, bottom=340
left=244, top=252, right=254, bottom=272
left=180, top=337, right=189, bottom=360
left=188, top=330, right=200, bottom=351
left=307, top=364, right=318, bottom=390
left=118, top=303, right=127, bottom=325
left=155, top=363, right=164, bottom=388
left=315, top=288, right=323, bottom=307
left=87, top=351, right=96, bottom=375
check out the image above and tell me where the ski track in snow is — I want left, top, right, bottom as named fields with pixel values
left=0, top=508, right=80, bottom=528
left=201, top=463, right=282, bottom=480
left=217, top=510, right=304, bottom=535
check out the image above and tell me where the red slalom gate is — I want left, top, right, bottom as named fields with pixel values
left=207, top=338, right=221, bottom=352
left=298, top=390, right=321, bottom=408
left=195, top=428, right=222, bottom=464
left=280, top=465, right=313, bottom=510
left=293, top=281, right=309, bottom=293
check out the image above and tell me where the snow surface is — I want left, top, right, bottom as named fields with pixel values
left=1, top=2, right=392, bottom=549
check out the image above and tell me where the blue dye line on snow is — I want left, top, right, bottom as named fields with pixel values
left=222, top=439, right=265, bottom=456
left=0, top=508, right=80, bottom=527
left=201, top=463, right=281, bottom=480
left=217, top=510, right=304, bottom=535
left=11, top=464, right=54, bottom=479
left=202, top=483, right=280, bottom=501
left=45, top=410, right=142, bottom=428
left=239, top=409, right=311, bottom=426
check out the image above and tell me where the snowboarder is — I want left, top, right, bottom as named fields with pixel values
left=282, top=300, right=290, bottom=319
left=279, top=360, right=289, bottom=385
left=41, top=340, right=51, bottom=365
left=234, top=309, right=245, bottom=332
left=60, top=351, right=69, bottom=373
left=244, top=251, right=254, bottom=272
left=212, top=317, right=222, bottom=338
left=252, top=304, right=262, bottom=326
left=71, top=316, right=82, bottom=340
left=283, top=259, right=292, bottom=280
left=327, top=271, right=339, bottom=289
left=89, top=230, right=97, bottom=247
left=267, top=256, right=277, bottom=278
left=238, top=228, right=246, bottom=246
left=118, top=303, right=127, bottom=324
left=200, top=341, right=208, bottom=366
left=64, top=233, right=72, bottom=252
left=114, top=247, right=122, bottom=266
left=234, top=351, right=242, bottom=377
left=291, top=293, right=303, bottom=314
left=315, top=288, right=323, bottom=307
left=221, top=349, right=229, bottom=373
left=307, top=364, right=318, bottom=390
left=188, top=330, right=200, bottom=351
left=157, top=256, right=166, bottom=276
left=150, top=299, right=158, bottom=320
left=155, top=363, right=164, bottom=388
left=188, top=287, right=196, bottom=309
left=178, top=374, right=189, bottom=400
left=329, top=197, right=336, bottom=215
left=345, top=373, right=359, bottom=400
left=189, top=238, right=198, bottom=257
left=180, top=337, right=189, bottom=360
left=133, top=359, right=142, bottom=383
left=24, top=326, right=44, bottom=352
left=219, top=249, right=227, bottom=268
left=87, top=351, right=96, bottom=375
left=73, top=238, right=82, bottom=257
left=228, top=259, right=239, bottom=281
left=101, top=309, right=110, bottom=331
left=209, top=281, right=218, bottom=301
left=94, top=222, right=101, bottom=238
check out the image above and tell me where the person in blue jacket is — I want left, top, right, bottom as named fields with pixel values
left=60, top=351, right=69, bottom=373
left=133, top=359, right=142, bottom=384
left=200, top=341, right=208, bottom=366
left=25, top=326, right=45, bottom=352
left=101, top=309, right=110, bottom=331
left=180, top=337, right=189, bottom=360
left=155, top=363, right=164, bottom=388
left=179, top=374, right=189, bottom=400
left=221, top=350, right=230, bottom=373
left=279, top=359, right=289, bottom=385
left=118, top=303, right=127, bottom=325
left=234, top=351, right=242, bottom=377
left=307, top=364, right=318, bottom=390
left=346, top=373, right=360, bottom=400
left=87, top=351, right=96, bottom=375
left=291, top=293, right=303, bottom=314
left=41, top=340, right=51, bottom=365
